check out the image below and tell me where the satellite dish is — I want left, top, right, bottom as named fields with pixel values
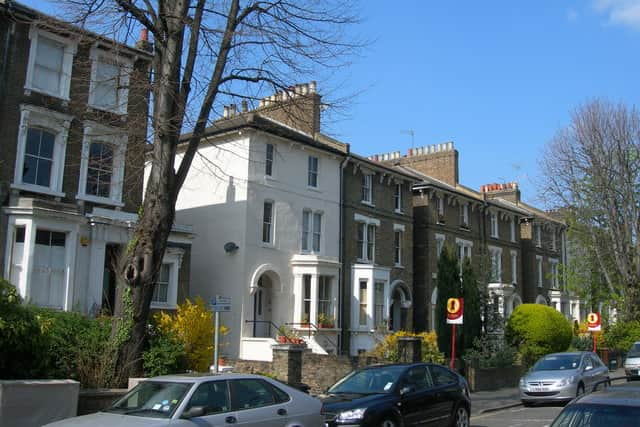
left=224, top=242, right=239, bottom=253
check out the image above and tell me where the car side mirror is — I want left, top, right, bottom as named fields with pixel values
left=181, top=406, right=206, bottom=419
left=400, top=386, right=413, bottom=396
left=585, top=366, right=593, bottom=371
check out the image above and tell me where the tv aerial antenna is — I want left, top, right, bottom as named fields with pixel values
left=401, top=129, right=415, bottom=149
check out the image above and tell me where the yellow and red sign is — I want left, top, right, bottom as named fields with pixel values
left=446, top=298, right=464, bottom=325
left=587, top=312, right=601, bottom=332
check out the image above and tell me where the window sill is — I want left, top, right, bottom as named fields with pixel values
left=490, top=234, right=500, bottom=239
left=24, top=86, right=70, bottom=102
left=11, top=182, right=65, bottom=198
left=394, top=209, right=404, bottom=215
left=361, top=200, right=375, bottom=207
left=77, top=194, right=125, bottom=207
left=87, top=104, right=127, bottom=116
left=459, top=225, right=471, bottom=231
left=307, top=186, right=321, bottom=193
left=259, top=242, right=276, bottom=249
left=151, top=302, right=177, bottom=310
left=394, top=263, right=404, bottom=269
left=356, top=258, right=374, bottom=264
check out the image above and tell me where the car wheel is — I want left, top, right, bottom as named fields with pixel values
left=576, top=383, right=585, bottom=397
left=521, top=400, right=534, bottom=408
left=380, top=417, right=397, bottom=427
left=451, top=405, right=469, bottom=427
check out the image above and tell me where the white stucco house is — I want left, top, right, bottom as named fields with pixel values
left=171, top=84, right=348, bottom=360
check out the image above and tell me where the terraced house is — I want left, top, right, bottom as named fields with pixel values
left=0, top=1, right=192, bottom=314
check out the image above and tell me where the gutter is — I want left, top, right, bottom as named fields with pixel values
left=339, top=150, right=351, bottom=355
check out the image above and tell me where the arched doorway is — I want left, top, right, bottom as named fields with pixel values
left=252, top=274, right=273, bottom=337
left=389, top=281, right=411, bottom=331
left=535, top=294, right=548, bottom=305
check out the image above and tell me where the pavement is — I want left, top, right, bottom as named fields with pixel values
left=469, top=367, right=627, bottom=416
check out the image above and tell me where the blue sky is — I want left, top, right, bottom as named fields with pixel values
left=22, top=0, right=640, bottom=205
left=330, top=1, right=640, bottom=205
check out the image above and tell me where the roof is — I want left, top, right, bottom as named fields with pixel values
left=1, top=0, right=153, bottom=60
left=179, top=112, right=347, bottom=157
left=348, top=152, right=419, bottom=182
left=145, top=372, right=277, bottom=383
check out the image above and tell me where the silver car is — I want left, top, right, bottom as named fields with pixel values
left=519, top=352, right=610, bottom=405
left=43, top=373, right=323, bottom=427
left=624, top=341, right=640, bottom=379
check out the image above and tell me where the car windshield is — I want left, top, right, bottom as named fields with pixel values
left=328, top=365, right=405, bottom=394
left=627, top=343, right=640, bottom=358
left=104, top=380, right=193, bottom=418
left=533, top=355, right=581, bottom=371
left=551, top=403, right=640, bottom=427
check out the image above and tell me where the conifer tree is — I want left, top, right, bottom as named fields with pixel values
left=461, top=258, right=481, bottom=353
left=435, top=246, right=461, bottom=357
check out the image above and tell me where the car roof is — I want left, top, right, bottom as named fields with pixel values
left=544, top=352, right=589, bottom=358
left=573, top=386, right=640, bottom=407
left=145, top=373, right=276, bottom=384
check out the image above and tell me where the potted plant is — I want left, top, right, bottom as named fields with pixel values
left=300, top=314, right=310, bottom=328
left=277, top=325, right=293, bottom=343
left=318, top=313, right=335, bottom=329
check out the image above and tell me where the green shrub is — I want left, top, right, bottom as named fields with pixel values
left=0, top=280, right=46, bottom=378
left=505, top=304, right=572, bottom=367
left=368, top=330, right=445, bottom=364
left=463, top=336, right=518, bottom=368
left=570, top=335, right=593, bottom=352
left=603, top=320, right=640, bottom=352
left=143, top=324, right=187, bottom=377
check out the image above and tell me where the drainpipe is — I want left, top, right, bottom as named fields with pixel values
left=339, top=150, right=351, bottom=355
left=0, top=20, right=14, bottom=112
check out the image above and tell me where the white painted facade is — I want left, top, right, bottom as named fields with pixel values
left=173, top=124, right=343, bottom=360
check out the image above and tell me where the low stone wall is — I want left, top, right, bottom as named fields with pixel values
left=0, top=380, right=79, bottom=427
left=77, top=389, right=127, bottom=415
left=466, top=365, right=525, bottom=392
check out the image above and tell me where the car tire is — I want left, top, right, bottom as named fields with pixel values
left=451, top=405, right=469, bottom=427
left=380, top=416, right=397, bottom=427
left=521, top=400, right=534, bottom=407
left=576, top=383, right=585, bottom=397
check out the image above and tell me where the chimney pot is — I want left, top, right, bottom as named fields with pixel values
left=310, top=81, right=317, bottom=93
left=241, top=100, right=248, bottom=112
left=302, top=84, right=309, bottom=95
left=140, top=28, right=149, bottom=42
left=223, top=106, right=229, bottom=118
left=230, top=104, right=237, bottom=115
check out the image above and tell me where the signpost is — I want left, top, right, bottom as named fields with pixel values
left=587, top=312, right=601, bottom=352
left=446, top=297, right=464, bottom=370
left=210, top=296, right=231, bottom=373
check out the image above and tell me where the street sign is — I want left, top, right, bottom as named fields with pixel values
left=446, top=297, right=464, bottom=325
left=587, top=312, right=601, bottom=332
left=210, top=295, right=231, bottom=312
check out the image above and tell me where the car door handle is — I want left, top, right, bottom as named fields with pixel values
left=277, top=408, right=287, bottom=416
left=225, top=416, right=237, bottom=423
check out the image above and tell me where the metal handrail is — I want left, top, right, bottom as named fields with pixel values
left=286, top=322, right=339, bottom=351
left=244, top=319, right=281, bottom=339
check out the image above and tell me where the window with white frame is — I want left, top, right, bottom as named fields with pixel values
left=489, top=246, right=502, bottom=282
left=12, top=104, right=72, bottom=196
left=262, top=201, right=274, bottom=244
left=510, top=217, right=517, bottom=242
left=77, top=122, right=127, bottom=206
left=490, top=212, right=499, bottom=238
left=357, top=223, right=376, bottom=262
left=301, top=209, right=322, bottom=253
left=535, top=224, right=542, bottom=248
left=374, top=281, right=385, bottom=327
left=536, top=256, right=543, bottom=287
left=550, top=259, right=559, bottom=289
left=511, top=250, right=518, bottom=284
left=456, top=238, right=472, bottom=262
left=361, top=174, right=373, bottom=203
left=435, top=234, right=445, bottom=258
left=25, top=27, right=77, bottom=100
left=359, top=280, right=368, bottom=326
left=551, top=229, right=557, bottom=252
left=88, top=47, right=132, bottom=114
left=265, top=143, right=274, bottom=176
left=460, top=203, right=469, bottom=228
left=394, top=230, right=402, bottom=266
left=151, top=248, right=183, bottom=309
left=437, top=195, right=445, bottom=221
left=302, top=275, right=311, bottom=323
left=307, top=156, right=318, bottom=188
left=394, top=183, right=402, bottom=212
left=318, top=276, right=332, bottom=322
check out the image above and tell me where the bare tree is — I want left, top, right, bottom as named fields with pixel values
left=61, top=0, right=360, bottom=384
left=539, top=100, right=640, bottom=321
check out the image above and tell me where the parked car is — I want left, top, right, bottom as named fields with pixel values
left=519, top=351, right=610, bottom=406
left=550, top=383, right=640, bottom=426
left=319, top=363, right=470, bottom=427
left=623, top=341, right=640, bottom=380
left=43, top=373, right=323, bottom=427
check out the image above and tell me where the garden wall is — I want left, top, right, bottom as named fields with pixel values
left=0, top=380, right=79, bottom=427
left=465, top=365, right=525, bottom=392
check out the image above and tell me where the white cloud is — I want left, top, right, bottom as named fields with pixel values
left=593, top=0, right=640, bottom=30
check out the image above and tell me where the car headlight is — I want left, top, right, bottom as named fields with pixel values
left=519, top=378, right=525, bottom=387
left=559, top=375, right=578, bottom=386
left=337, top=408, right=366, bottom=422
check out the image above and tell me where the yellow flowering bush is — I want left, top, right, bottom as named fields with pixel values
left=155, top=297, right=229, bottom=372
left=369, top=330, right=445, bottom=364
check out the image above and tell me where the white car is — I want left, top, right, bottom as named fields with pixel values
left=624, top=341, right=640, bottom=379
left=44, top=373, right=323, bottom=427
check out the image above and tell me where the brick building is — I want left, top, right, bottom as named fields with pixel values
left=0, top=1, right=191, bottom=313
left=372, top=142, right=580, bottom=331
left=340, top=154, right=416, bottom=355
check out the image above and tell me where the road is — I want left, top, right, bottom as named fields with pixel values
left=471, top=404, right=563, bottom=427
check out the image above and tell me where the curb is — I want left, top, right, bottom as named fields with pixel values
left=476, top=402, right=523, bottom=415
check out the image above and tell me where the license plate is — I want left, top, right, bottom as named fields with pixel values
left=531, top=386, right=548, bottom=392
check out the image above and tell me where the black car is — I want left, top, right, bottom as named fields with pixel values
left=320, top=363, right=470, bottom=427
left=550, top=383, right=640, bottom=426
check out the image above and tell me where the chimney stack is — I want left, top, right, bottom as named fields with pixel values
left=480, top=182, right=521, bottom=204
left=135, top=27, right=153, bottom=52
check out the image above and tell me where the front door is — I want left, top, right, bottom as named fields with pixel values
left=31, top=229, right=66, bottom=309
left=252, top=275, right=272, bottom=337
